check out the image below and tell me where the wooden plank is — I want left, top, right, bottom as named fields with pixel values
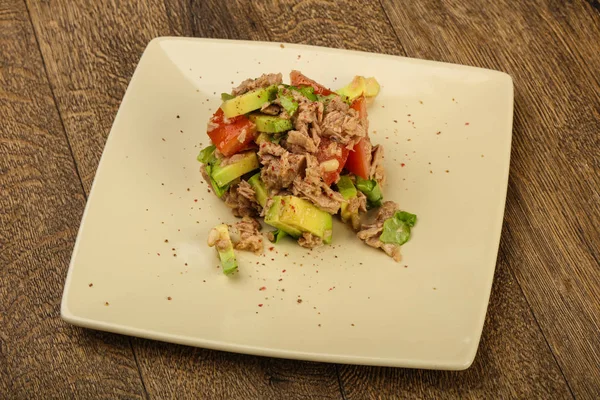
left=379, top=0, right=600, bottom=397
left=23, top=0, right=584, bottom=398
left=133, top=339, right=341, bottom=399
left=25, top=1, right=343, bottom=398
left=0, top=0, right=145, bottom=398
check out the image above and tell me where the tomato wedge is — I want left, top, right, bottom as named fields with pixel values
left=345, top=97, right=371, bottom=179
left=317, top=137, right=350, bottom=185
left=290, top=70, right=334, bottom=96
left=207, top=108, right=257, bottom=157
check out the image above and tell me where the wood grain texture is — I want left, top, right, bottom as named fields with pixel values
left=0, top=0, right=145, bottom=398
left=18, top=0, right=599, bottom=398
left=380, top=0, right=600, bottom=397
left=134, top=339, right=341, bottom=399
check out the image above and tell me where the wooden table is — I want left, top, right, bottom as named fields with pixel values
left=1, top=0, right=599, bottom=398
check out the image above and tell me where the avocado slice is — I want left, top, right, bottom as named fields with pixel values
left=337, top=176, right=360, bottom=230
left=336, top=76, right=380, bottom=101
left=249, top=113, right=292, bottom=133
left=248, top=173, right=268, bottom=208
left=211, top=151, right=259, bottom=188
left=221, top=85, right=277, bottom=118
left=207, top=224, right=238, bottom=275
left=266, top=196, right=333, bottom=244
left=264, top=196, right=303, bottom=238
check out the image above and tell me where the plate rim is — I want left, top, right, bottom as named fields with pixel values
left=61, top=36, right=514, bottom=370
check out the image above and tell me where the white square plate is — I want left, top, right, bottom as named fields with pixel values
left=62, top=37, right=513, bottom=370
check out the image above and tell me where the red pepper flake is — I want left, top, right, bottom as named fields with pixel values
left=88, top=283, right=93, bottom=287
left=167, top=296, right=172, bottom=300
left=164, top=239, right=169, bottom=243
left=173, top=254, right=177, bottom=257
left=278, top=278, right=283, bottom=281
left=465, top=122, right=470, bottom=126
left=194, top=199, right=198, bottom=202
left=282, top=269, right=286, bottom=273
left=271, top=258, right=275, bottom=261
left=436, top=131, right=441, bottom=135
left=393, top=119, right=398, bottom=123
left=259, top=286, right=266, bottom=291
left=157, top=253, right=161, bottom=256
left=404, top=265, right=408, bottom=268
left=269, top=246, right=274, bottom=251
left=258, top=304, right=263, bottom=307
left=297, top=299, right=303, bottom=304
left=184, top=263, right=188, bottom=266
left=401, top=163, right=406, bottom=167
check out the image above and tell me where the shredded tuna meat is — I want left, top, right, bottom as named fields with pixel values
left=285, top=129, right=318, bottom=153
left=291, top=155, right=344, bottom=214
left=370, top=144, right=385, bottom=186
left=345, top=191, right=367, bottom=231
left=258, top=142, right=306, bottom=190
left=261, top=103, right=281, bottom=115
left=231, top=73, right=282, bottom=96
left=357, top=201, right=401, bottom=261
left=297, top=232, right=324, bottom=249
left=237, top=180, right=259, bottom=208
left=319, top=97, right=366, bottom=147
left=232, top=217, right=263, bottom=254
left=223, top=183, right=260, bottom=217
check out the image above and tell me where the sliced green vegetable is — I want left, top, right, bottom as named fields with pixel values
left=278, top=89, right=299, bottom=116
left=204, top=164, right=229, bottom=198
left=221, top=85, right=277, bottom=118
left=211, top=151, right=259, bottom=188
left=355, top=176, right=383, bottom=208
left=248, top=173, right=268, bottom=208
left=336, top=175, right=358, bottom=200
left=336, top=176, right=361, bottom=229
left=197, top=145, right=217, bottom=164
left=221, top=93, right=235, bottom=101
left=208, top=224, right=238, bottom=275
left=249, top=113, right=293, bottom=133
left=379, top=211, right=417, bottom=246
left=294, top=86, right=318, bottom=101
left=266, top=196, right=333, bottom=244
left=268, top=229, right=289, bottom=243
left=197, top=146, right=229, bottom=198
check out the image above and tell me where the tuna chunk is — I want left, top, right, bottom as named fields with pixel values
left=319, top=96, right=366, bottom=146
left=356, top=201, right=401, bottom=262
left=297, top=232, right=324, bottom=249
left=231, top=73, right=282, bottom=96
left=291, top=154, right=344, bottom=214
left=232, top=217, right=263, bottom=254
left=223, top=182, right=260, bottom=217
left=258, top=142, right=306, bottom=190
left=370, top=144, right=385, bottom=186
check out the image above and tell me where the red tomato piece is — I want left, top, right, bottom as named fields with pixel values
left=290, top=70, right=334, bottom=96
left=317, top=137, right=350, bottom=186
left=207, top=108, right=257, bottom=156
left=345, top=97, right=371, bottom=179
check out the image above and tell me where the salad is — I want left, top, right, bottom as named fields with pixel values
left=200, top=71, right=416, bottom=274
